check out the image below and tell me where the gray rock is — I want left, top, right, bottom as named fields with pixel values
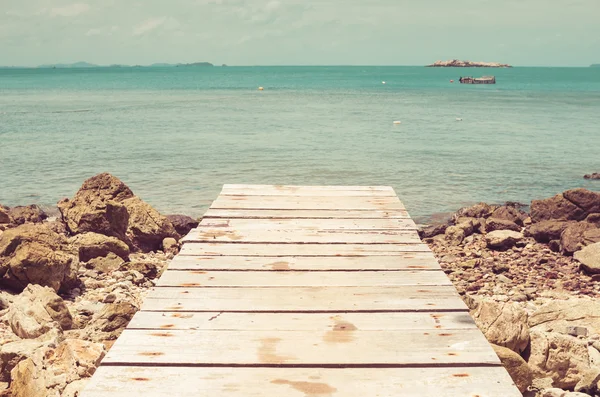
left=485, top=230, right=524, bottom=250
left=575, top=242, right=600, bottom=274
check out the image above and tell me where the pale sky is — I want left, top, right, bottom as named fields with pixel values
left=1, top=0, right=599, bottom=66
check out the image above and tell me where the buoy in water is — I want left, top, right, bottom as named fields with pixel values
left=393, top=120, right=401, bottom=125
left=456, top=118, right=463, bottom=121
left=258, top=86, right=264, bottom=91
left=382, top=81, right=386, bottom=84
left=450, top=79, right=454, bottom=83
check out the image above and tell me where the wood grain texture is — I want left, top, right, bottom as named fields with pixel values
left=198, top=217, right=418, bottom=230
left=84, top=366, right=521, bottom=397
left=223, top=184, right=395, bottom=191
left=127, top=311, right=477, bottom=331
left=202, top=208, right=411, bottom=219
left=179, top=243, right=431, bottom=256
left=140, top=286, right=469, bottom=312
left=211, top=196, right=405, bottom=210
left=155, top=270, right=452, bottom=287
left=102, top=329, right=500, bottom=365
left=166, top=254, right=442, bottom=271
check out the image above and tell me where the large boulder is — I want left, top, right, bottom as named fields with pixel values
left=528, top=298, right=600, bottom=335
left=84, top=302, right=138, bottom=342
left=7, top=284, right=73, bottom=339
left=453, top=202, right=495, bottom=220
left=0, top=206, right=10, bottom=224
left=528, top=331, right=591, bottom=389
left=470, top=299, right=529, bottom=354
left=485, top=230, right=523, bottom=250
left=45, top=339, right=105, bottom=382
left=0, top=224, right=78, bottom=292
left=418, top=223, right=448, bottom=239
left=560, top=222, right=600, bottom=255
left=58, top=173, right=177, bottom=252
left=7, top=205, right=48, bottom=225
left=484, top=217, right=521, bottom=233
left=563, top=189, right=600, bottom=215
left=492, top=344, right=533, bottom=393
left=166, top=214, right=199, bottom=237
left=69, top=232, right=130, bottom=262
left=531, top=193, right=587, bottom=222
left=525, top=220, right=575, bottom=243
left=121, top=197, right=178, bottom=252
left=491, top=205, right=526, bottom=225
left=9, top=358, right=47, bottom=397
left=575, top=242, right=600, bottom=274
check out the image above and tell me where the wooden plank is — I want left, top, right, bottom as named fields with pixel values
left=167, top=254, right=442, bottom=271
left=155, top=270, right=452, bottom=287
left=221, top=189, right=397, bottom=197
left=202, top=208, right=411, bottom=219
left=179, top=243, right=431, bottom=256
left=100, top=329, right=500, bottom=365
left=223, top=184, right=395, bottom=191
left=127, top=311, right=477, bottom=331
left=210, top=196, right=405, bottom=210
left=140, top=286, right=469, bottom=312
left=182, top=228, right=421, bottom=244
left=199, top=217, right=418, bottom=230
left=83, top=366, right=522, bottom=397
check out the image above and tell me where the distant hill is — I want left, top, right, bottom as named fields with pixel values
left=177, top=62, right=213, bottom=67
left=591, top=64, right=600, bottom=67
left=38, top=61, right=99, bottom=68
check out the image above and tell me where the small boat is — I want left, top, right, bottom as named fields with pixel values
left=459, top=76, right=496, bottom=84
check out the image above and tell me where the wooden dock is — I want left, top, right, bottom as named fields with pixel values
left=82, top=184, right=521, bottom=396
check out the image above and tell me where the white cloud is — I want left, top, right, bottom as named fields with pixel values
left=133, top=17, right=167, bottom=36
left=49, top=3, right=90, bottom=17
left=86, top=26, right=118, bottom=36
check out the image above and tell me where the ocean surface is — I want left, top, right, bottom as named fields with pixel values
left=1, top=66, right=599, bottom=223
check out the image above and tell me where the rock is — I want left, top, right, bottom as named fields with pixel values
left=444, top=225, right=465, bottom=246
left=70, top=232, right=130, bottom=262
left=453, top=202, right=495, bottom=220
left=485, top=217, right=521, bottom=233
left=528, top=331, right=591, bottom=389
left=418, top=223, right=448, bottom=238
left=0, top=207, right=10, bottom=224
left=574, top=368, right=600, bottom=395
left=0, top=224, right=78, bottom=292
left=566, top=326, right=589, bottom=337
left=121, top=197, right=178, bottom=252
left=0, top=339, right=44, bottom=382
left=485, top=230, right=523, bottom=250
left=47, top=339, right=105, bottom=380
left=166, top=214, right=199, bottom=237
left=541, top=390, right=593, bottom=397
left=86, top=252, right=125, bottom=274
left=586, top=213, right=600, bottom=227
left=58, top=197, right=130, bottom=242
left=7, top=205, right=48, bottom=225
left=120, top=261, right=162, bottom=279
left=575, top=243, right=600, bottom=275
left=584, top=173, right=600, bottom=180
left=470, top=298, right=529, bottom=353
left=62, top=379, right=88, bottom=397
left=563, top=189, right=600, bottom=215
left=560, top=222, right=600, bottom=255
left=529, top=298, right=600, bottom=334
left=9, top=358, right=47, bottom=397
left=492, top=205, right=526, bottom=225
left=531, top=193, right=586, bottom=222
left=162, top=237, right=179, bottom=255
left=491, top=344, right=533, bottom=393
left=526, top=220, right=575, bottom=243
left=85, top=302, right=138, bottom=341
left=7, top=284, right=73, bottom=339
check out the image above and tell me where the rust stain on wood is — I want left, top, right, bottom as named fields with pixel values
left=271, top=379, right=337, bottom=396
left=257, top=338, right=294, bottom=364
left=453, top=373, right=470, bottom=377
left=324, top=316, right=357, bottom=343
left=269, top=261, right=290, bottom=270
left=138, top=352, right=164, bottom=356
left=191, top=271, right=207, bottom=274
left=160, top=324, right=175, bottom=329
left=171, top=313, right=193, bottom=318
left=150, top=332, right=173, bottom=337
left=202, top=230, right=242, bottom=241
left=131, top=377, right=150, bottom=381
left=180, top=283, right=201, bottom=287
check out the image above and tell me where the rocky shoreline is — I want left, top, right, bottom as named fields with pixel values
left=421, top=187, right=600, bottom=396
left=1, top=174, right=599, bottom=396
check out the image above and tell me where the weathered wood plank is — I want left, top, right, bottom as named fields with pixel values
left=198, top=217, right=418, bottom=230
left=167, top=254, right=441, bottom=271
left=141, top=286, right=469, bottom=312
left=83, top=366, right=522, bottom=397
left=221, top=189, right=397, bottom=197
left=127, top=311, right=477, bottom=331
left=155, top=270, right=452, bottom=287
left=179, top=243, right=431, bottom=256
left=202, top=208, right=411, bottom=219
left=183, top=228, right=421, bottom=244
left=101, top=329, right=500, bottom=365
left=223, top=184, right=395, bottom=191
left=210, top=196, right=405, bottom=210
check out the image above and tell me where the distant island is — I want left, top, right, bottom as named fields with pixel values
left=591, top=64, right=600, bottom=67
left=2, top=61, right=215, bottom=69
left=427, top=59, right=512, bottom=68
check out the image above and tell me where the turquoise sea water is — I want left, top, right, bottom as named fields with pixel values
left=1, top=66, right=599, bottom=223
